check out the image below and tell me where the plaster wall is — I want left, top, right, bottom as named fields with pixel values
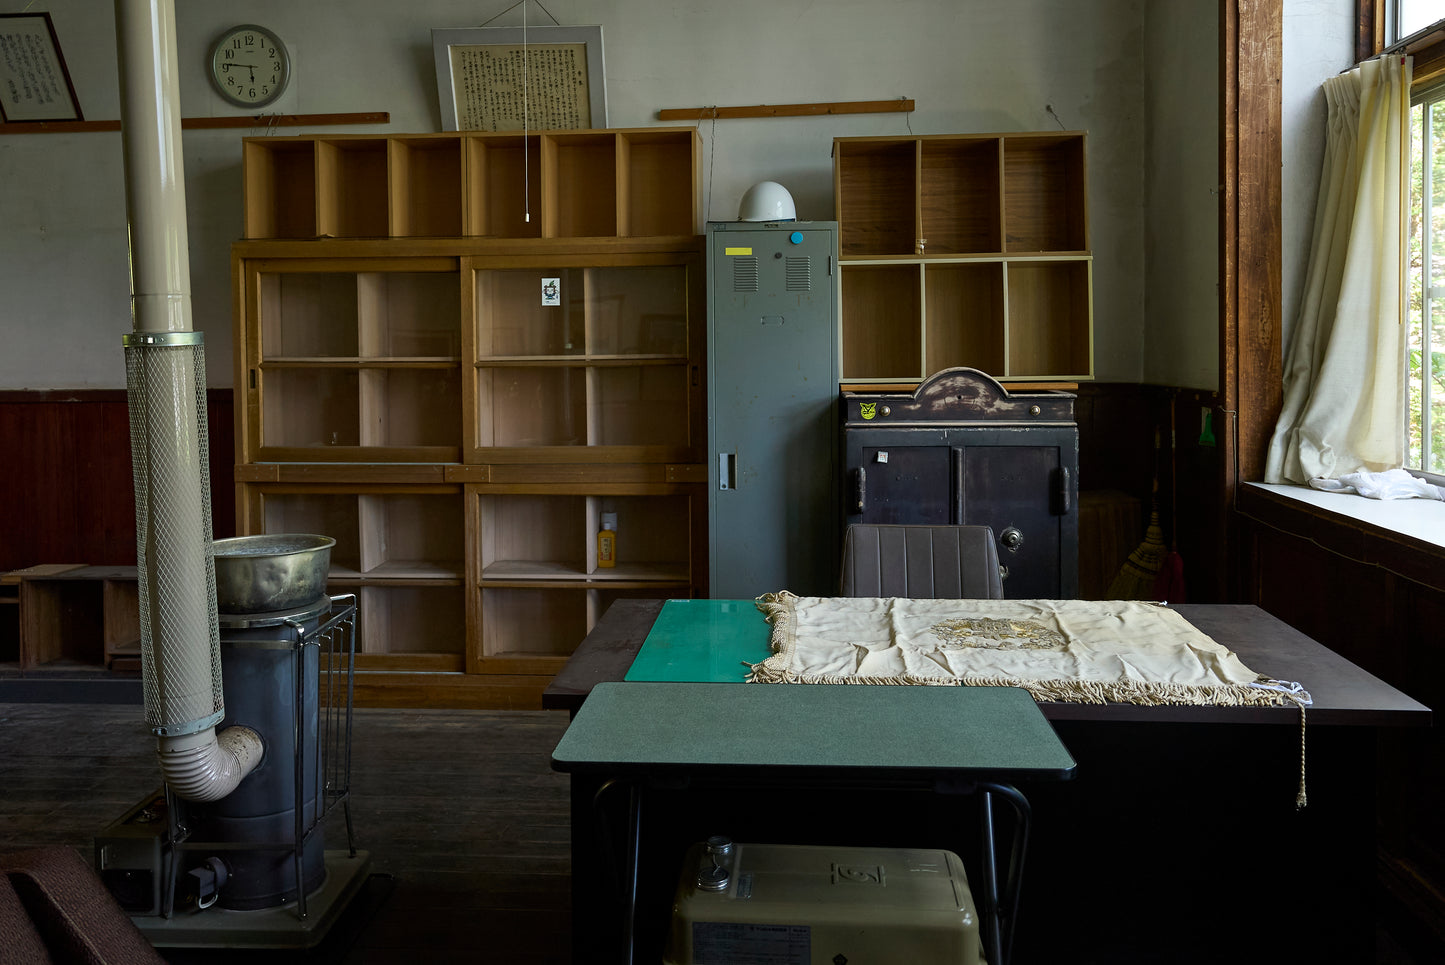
left=0, top=0, right=1149, bottom=390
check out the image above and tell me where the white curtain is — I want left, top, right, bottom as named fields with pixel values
left=1265, top=56, right=1413, bottom=483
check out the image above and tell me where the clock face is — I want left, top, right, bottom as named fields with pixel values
left=210, top=25, right=289, bottom=108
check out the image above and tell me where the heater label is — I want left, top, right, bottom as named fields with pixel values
left=692, top=922, right=809, bottom=964
left=724, top=247, right=753, bottom=256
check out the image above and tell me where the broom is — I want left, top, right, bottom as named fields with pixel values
left=1106, top=426, right=1169, bottom=600
left=1151, top=395, right=1186, bottom=602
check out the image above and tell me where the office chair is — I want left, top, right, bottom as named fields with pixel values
left=840, top=524, right=1004, bottom=599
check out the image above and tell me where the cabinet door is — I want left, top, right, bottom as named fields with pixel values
left=957, top=443, right=1072, bottom=599
left=854, top=445, right=953, bottom=525
left=468, top=252, right=704, bottom=463
left=708, top=223, right=839, bottom=599
left=240, top=258, right=463, bottom=463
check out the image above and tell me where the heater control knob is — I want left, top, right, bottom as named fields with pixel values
left=789, top=231, right=804, bottom=244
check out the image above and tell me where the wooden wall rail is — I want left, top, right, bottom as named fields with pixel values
left=0, top=111, right=389, bottom=135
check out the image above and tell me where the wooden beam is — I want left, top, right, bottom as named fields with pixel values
left=1222, top=0, right=1283, bottom=605
left=0, top=111, right=389, bottom=135
left=658, top=99, right=913, bottom=121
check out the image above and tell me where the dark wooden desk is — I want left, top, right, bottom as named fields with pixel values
left=545, top=598, right=1429, bottom=726
left=547, top=599, right=1430, bottom=964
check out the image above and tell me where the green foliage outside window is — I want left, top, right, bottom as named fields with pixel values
left=1408, top=99, right=1445, bottom=472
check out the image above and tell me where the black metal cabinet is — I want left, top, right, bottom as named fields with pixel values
left=842, top=368, right=1079, bottom=599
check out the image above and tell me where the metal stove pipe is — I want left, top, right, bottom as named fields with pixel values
left=116, top=0, right=262, bottom=800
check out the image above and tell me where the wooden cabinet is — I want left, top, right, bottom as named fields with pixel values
left=233, top=128, right=706, bottom=708
left=833, top=132, right=1093, bottom=383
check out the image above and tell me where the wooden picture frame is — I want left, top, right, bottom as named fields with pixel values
left=0, top=13, right=82, bottom=123
left=431, top=25, right=605, bottom=132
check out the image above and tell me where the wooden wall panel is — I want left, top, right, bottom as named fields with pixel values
left=1239, top=486, right=1445, bottom=953
left=0, top=391, right=235, bottom=572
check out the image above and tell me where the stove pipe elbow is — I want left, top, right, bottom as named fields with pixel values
left=158, top=726, right=265, bottom=803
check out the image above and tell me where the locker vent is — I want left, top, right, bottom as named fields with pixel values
left=786, top=256, right=811, bottom=291
left=733, top=257, right=759, bottom=292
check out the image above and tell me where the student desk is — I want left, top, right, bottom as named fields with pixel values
left=545, top=600, right=1429, bottom=964
left=553, top=679, right=1075, bottom=965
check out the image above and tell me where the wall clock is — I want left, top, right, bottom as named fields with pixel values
left=209, top=24, right=290, bottom=108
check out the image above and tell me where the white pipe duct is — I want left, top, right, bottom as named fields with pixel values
left=116, top=0, right=262, bottom=800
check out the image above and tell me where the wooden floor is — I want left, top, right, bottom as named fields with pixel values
left=0, top=701, right=573, bottom=964
left=1, top=697, right=1438, bottom=965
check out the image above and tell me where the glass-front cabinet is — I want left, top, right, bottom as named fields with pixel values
left=465, top=254, right=704, bottom=462
left=232, top=127, right=706, bottom=708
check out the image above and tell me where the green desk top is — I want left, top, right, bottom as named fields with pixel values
left=553, top=680, right=1076, bottom=781
left=624, top=599, right=769, bottom=683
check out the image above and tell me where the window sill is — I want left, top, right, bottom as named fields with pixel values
left=1239, top=483, right=1445, bottom=593
left=1245, top=482, right=1445, bottom=550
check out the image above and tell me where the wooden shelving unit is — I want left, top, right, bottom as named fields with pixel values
left=7, top=566, right=142, bottom=672
left=233, top=127, right=707, bottom=708
left=834, top=132, right=1094, bottom=383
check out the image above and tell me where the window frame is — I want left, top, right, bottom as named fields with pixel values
left=1412, top=84, right=1445, bottom=474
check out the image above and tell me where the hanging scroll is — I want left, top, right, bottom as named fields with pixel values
left=0, top=13, right=82, bottom=123
left=432, top=26, right=606, bottom=133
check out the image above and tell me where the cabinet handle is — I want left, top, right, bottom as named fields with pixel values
left=1054, top=466, right=1072, bottom=515
left=851, top=467, right=866, bottom=513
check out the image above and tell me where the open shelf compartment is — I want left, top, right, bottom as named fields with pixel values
left=243, top=138, right=318, bottom=239
left=1005, top=260, right=1093, bottom=377
left=836, top=139, right=919, bottom=256
left=1003, top=135, right=1088, bottom=253
left=925, top=261, right=1006, bottom=375
left=476, top=492, right=691, bottom=583
left=389, top=135, right=464, bottom=237
left=464, top=134, right=543, bottom=238
left=840, top=263, right=923, bottom=380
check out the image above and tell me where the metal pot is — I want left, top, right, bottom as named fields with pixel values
left=213, top=534, right=335, bottom=613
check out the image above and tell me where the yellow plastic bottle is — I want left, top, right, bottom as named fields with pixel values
left=597, top=511, right=617, bottom=568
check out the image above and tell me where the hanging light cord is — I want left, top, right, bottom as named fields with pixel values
left=523, top=0, right=530, bottom=222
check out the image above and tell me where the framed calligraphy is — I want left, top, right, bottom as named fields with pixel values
left=0, top=12, right=82, bottom=122
left=431, top=25, right=605, bottom=132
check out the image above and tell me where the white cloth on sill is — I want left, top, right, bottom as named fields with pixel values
left=1308, top=468, right=1445, bottom=501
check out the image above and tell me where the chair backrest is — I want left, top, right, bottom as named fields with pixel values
left=840, top=524, right=1004, bottom=599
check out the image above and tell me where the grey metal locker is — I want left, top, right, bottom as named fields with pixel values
left=842, top=369, right=1079, bottom=599
left=708, top=221, right=839, bottom=599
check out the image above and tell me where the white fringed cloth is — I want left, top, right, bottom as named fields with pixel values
left=751, top=592, right=1316, bottom=806
left=749, top=592, right=1307, bottom=711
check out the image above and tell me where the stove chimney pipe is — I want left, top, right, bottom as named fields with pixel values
left=116, top=0, right=262, bottom=800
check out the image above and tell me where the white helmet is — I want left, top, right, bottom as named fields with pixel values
left=738, top=181, right=797, bottom=222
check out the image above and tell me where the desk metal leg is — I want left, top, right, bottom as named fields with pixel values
left=589, top=778, right=645, bottom=965
left=622, top=782, right=642, bottom=965
left=977, top=782, right=1030, bottom=965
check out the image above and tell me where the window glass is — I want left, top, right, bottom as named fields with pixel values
left=1398, top=1, right=1445, bottom=41
left=1409, top=94, right=1445, bottom=472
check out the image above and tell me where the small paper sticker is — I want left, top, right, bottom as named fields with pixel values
left=541, top=277, right=561, bottom=306
left=860, top=402, right=877, bottom=420
left=724, top=247, right=753, bottom=256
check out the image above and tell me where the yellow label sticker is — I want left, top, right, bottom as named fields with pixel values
left=724, top=247, right=753, bottom=256
left=860, top=402, right=877, bottom=420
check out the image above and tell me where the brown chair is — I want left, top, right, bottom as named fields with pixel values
left=840, top=524, right=1004, bottom=599
left=1, top=847, right=165, bottom=964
